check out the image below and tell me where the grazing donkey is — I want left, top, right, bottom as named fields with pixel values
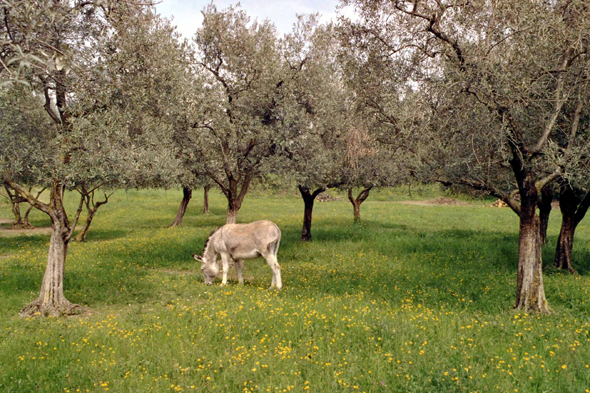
left=192, top=220, right=282, bottom=289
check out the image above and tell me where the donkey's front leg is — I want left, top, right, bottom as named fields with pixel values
left=220, top=253, right=231, bottom=286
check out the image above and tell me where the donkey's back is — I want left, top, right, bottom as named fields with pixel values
left=217, top=220, right=281, bottom=260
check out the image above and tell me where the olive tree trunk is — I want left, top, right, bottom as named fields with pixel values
left=513, top=173, right=550, bottom=314
left=347, top=186, right=373, bottom=223
left=554, top=187, right=590, bottom=273
left=515, top=211, right=548, bottom=313
left=22, top=204, right=35, bottom=229
left=9, top=181, right=84, bottom=317
left=298, top=185, right=325, bottom=242
left=169, top=186, right=192, bottom=228
left=74, top=187, right=113, bottom=241
left=4, top=185, right=35, bottom=229
left=203, top=185, right=210, bottom=215
left=226, top=206, right=238, bottom=224
left=10, top=200, right=24, bottom=228
left=220, top=173, right=252, bottom=225
left=538, top=185, right=553, bottom=245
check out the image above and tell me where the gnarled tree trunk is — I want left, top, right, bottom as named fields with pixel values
left=347, top=186, right=373, bottom=223
left=10, top=200, right=24, bottom=228
left=74, top=186, right=113, bottom=241
left=4, top=185, right=35, bottom=229
left=513, top=175, right=550, bottom=314
left=554, top=186, right=590, bottom=273
left=226, top=205, right=238, bottom=224
left=538, top=185, right=553, bottom=245
left=169, top=186, right=192, bottom=228
left=16, top=181, right=84, bottom=317
left=554, top=214, right=576, bottom=273
left=22, top=204, right=35, bottom=229
left=203, top=185, right=210, bottom=215
left=298, top=185, right=325, bottom=242
left=75, top=210, right=96, bottom=242
left=221, top=174, right=252, bottom=225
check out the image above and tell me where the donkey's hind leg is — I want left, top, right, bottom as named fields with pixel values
left=265, top=254, right=282, bottom=290
left=235, top=259, right=245, bottom=285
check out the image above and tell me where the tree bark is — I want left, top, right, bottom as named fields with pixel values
left=10, top=200, right=24, bottom=228
left=514, top=178, right=550, bottom=314
left=221, top=174, right=252, bottom=224
left=74, top=187, right=112, bottom=241
left=19, top=181, right=84, bottom=317
left=74, top=209, right=97, bottom=242
left=347, top=186, right=373, bottom=223
left=553, top=186, right=590, bottom=273
left=169, top=186, right=192, bottom=227
left=226, top=207, right=238, bottom=224
left=4, top=185, right=34, bottom=229
left=203, top=185, right=210, bottom=215
left=515, top=212, right=548, bottom=313
left=23, top=204, right=35, bottom=229
left=299, top=185, right=324, bottom=242
left=538, top=185, right=553, bottom=245
left=554, top=215, right=576, bottom=273
left=225, top=190, right=242, bottom=224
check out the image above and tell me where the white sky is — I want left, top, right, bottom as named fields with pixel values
left=154, top=0, right=349, bottom=38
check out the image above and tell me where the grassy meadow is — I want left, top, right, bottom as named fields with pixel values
left=1, top=188, right=590, bottom=392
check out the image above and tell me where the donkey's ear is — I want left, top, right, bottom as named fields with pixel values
left=192, top=254, right=203, bottom=262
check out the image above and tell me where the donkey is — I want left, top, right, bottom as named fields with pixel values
left=192, top=220, right=282, bottom=289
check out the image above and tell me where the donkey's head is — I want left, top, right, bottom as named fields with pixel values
left=192, top=253, right=219, bottom=285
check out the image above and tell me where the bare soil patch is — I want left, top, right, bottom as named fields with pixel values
left=0, top=226, right=51, bottom=236
left=398, top=196, right=471, bottom=206
left=317, top=193, right=342, bottom=202
left=0, top=218, right=51, bottom=236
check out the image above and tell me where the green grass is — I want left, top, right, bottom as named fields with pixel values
left=1, top=188, right=590, bottom=393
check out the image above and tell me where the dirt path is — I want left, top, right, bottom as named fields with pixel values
left=0, top=218, right=51, bottom=236
left=396, top=196, right=471, bottom=206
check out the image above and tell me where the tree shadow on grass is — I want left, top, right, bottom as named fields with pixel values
left=572, top=247, right=590, bottom=275
left=4, top=215, right=588, bottom=316
left=78, top=229, right=128, bottom=242
left=278, top=224, right=526, bottom=313
left=0, top=234, right=49, bottom=255
left=139, top=210, right=228, bottom=230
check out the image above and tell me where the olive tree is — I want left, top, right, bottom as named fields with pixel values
left=553, top=178, right=590, bottom=273
left=341, top=0, right=590, bottom=313
left=341, top=115, right=403, bottom=223
left=278, top=16, right=349, bottom=241
left=0, top=1, right=180, bottom=316
left=0, top=86, right=51, bottom=228
left=192, top=4, right=284, bottom=224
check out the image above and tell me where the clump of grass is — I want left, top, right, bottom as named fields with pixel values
left=0, top=189, right=589, bottom=392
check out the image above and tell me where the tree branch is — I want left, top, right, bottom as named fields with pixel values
left=535, top=168, right=561, bottom=194
left=573, top=191, right=590, bottom=227
left=436, top=176, right=521, bottom=216
left=42, top=80, right=61, bottom=125
left=2, top=175, right=51, bottom=215
left=532, top=48, right=574, bottom=153
left=65, top=192, right=85, bottom=242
